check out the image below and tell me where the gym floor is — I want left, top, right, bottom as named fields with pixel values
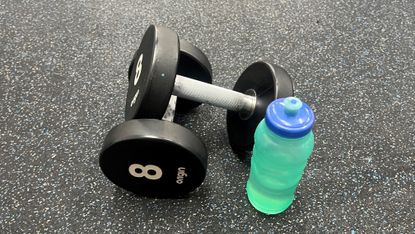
left=1, top=0, right=414, bottom=232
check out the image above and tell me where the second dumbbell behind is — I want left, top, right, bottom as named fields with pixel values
left=126, top=25, right=294, bottom=155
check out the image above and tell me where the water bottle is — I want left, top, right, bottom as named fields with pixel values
left=246, top=97, right=315, bottom=214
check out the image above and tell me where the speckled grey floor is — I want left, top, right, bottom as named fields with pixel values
left=1, top=0, right=414, bottom=233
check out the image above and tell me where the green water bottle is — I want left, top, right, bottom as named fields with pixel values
left=246, top=97, right=315, bottom=214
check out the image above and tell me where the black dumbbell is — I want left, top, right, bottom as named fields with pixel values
left=125, top=25, right=294, bottom=155
left=100, top=26, right=213, bottom=197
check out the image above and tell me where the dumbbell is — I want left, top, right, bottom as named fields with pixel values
left=100, top=26, right=213, bottom=197
left=125, top=25, right=295, bottom=155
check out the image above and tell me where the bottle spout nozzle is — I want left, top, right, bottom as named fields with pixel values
left=284, top=97, right=303, bottom=116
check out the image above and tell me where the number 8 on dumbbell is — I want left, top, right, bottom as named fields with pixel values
left=128, top=163, right=162, bottom=180
left=129, top=54, right=143, bottom=107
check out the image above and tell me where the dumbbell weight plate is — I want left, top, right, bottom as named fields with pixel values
left=129, top=39, right=213, bottom=113
left=226, top=62, right=294, bottom=156
left=99, top=119, right=208, bottom=197
left=126, top=25, right=213, bottom=120
left=125, top=25, right=179, bottom=120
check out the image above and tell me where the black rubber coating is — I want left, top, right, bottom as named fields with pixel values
left=125, top=25, right=179, bottom=120
left=100, top=119, right=208, bottom=198
left=176, top=39, right=213, bottom=113
left=226, top=62, right=294, bottom=156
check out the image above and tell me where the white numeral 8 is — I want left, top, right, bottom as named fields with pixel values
left=130, top=53, right=143, bottom=107
left=128, top=163, right=162, bottom=180
left=134, top=54, right=143, bottom=86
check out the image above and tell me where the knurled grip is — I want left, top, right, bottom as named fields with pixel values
left=173, top=75, right=256, bottom=113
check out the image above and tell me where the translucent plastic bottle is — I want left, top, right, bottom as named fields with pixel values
left=246, top=97, right=315, bottom=214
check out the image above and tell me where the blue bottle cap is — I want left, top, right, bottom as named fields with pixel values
left=265, top=97, right=315, bottom=138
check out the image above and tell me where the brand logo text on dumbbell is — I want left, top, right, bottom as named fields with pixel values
left=176, top=167, right=187, bottom=184
left=130, top=53, right=143, bottom=107
left=128, top=163, right=162, bottom=180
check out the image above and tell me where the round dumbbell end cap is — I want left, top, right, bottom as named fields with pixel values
left=125, top=25, right=179, bottom=120
left=226, top=62, right=294, bottom=155
left=100, top=119, right=208, bottom=197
